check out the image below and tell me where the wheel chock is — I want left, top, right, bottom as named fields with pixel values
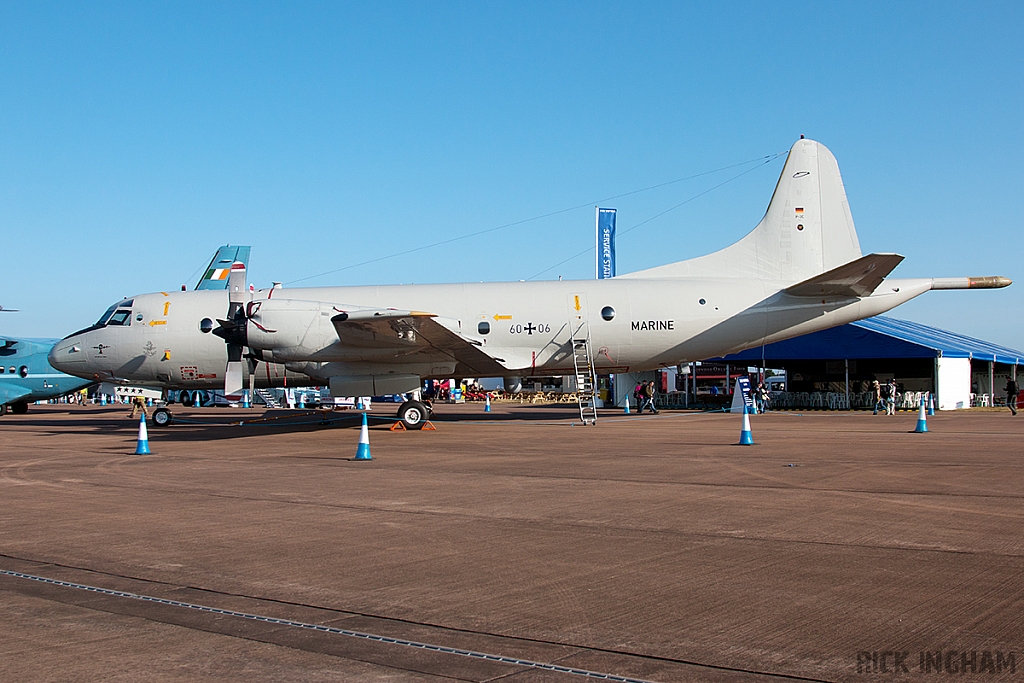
left=422, top=421, right=437, bottom=430
left=389, top=421, right=406, bottom=431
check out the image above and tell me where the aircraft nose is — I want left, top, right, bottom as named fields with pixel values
left=49, top=338, right=88, bottom=374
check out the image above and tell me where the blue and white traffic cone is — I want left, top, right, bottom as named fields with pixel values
left=914, top=396, right=929, bottom=433
left=623, top=395, right=631, bottom=414
left=100, top=394, right=107, bottom=406
left=356, top=397, right=363, bottom=410
left=738, top=404, right=754, bottom=445
left=484, top=394, right=491, bottom=412
left=928, top=394, right=935, bottom=416
left=134, top=412, right=151, bottom=455
left=354, top=411, right=372, bottom=460
left=241, top=390, right=251, bottom=409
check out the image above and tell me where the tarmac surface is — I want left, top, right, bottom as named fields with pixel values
left=1, top=402, right=1022, bottom=682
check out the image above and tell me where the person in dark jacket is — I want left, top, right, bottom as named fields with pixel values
left=1006, top=378, right=1019, bottom=416
left=641, top=381, right=659, bottom=414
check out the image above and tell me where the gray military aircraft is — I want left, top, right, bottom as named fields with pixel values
left=50, top=138, right=1010, bottom=427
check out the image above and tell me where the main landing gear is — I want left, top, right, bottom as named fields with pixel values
left=152, top=407, right=173, bottom=427
left=396, top=400, right=431, bottom=430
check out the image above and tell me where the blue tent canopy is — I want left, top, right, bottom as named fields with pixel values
left=711, top=317, right=1024, bottom=366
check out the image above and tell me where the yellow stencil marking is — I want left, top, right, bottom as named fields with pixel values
left=148, top=320, right=166, bottom=327
left=163, top=302, right=170, bottom=316
left=574, top=296, right=581, bottom=311
left=493, top=314, right=512, bottom=321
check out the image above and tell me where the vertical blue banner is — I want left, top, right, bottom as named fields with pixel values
left=596, top=208, right=616, bottom=279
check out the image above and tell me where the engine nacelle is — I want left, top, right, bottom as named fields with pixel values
left=245, top=298, right=335, bottom=360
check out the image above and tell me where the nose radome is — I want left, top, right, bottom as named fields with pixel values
left=49, top=339, right=86, bottom=372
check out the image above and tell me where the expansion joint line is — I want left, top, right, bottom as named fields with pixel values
left=0, top=569, right=655, bottom=683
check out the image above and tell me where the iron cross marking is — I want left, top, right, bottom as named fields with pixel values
left=524, top=323, right=537, bottom=335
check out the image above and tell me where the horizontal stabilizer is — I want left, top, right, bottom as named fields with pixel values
left=785, top=253, right=904, bottom=298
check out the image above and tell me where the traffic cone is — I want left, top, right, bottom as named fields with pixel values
left=484, top=394, right=491, bottom=412
left=354, top=411, right=372, bottom=460
left=100, top=394, right=107, bottom=406
left=737, top=404, right=754, bottom=445
left=928, top=393, right=935, bottom=416
left=241, top=390, right=251, bottom=409
left=914, top=396, right=929, bottom=433
left=623, top=394, right=631, bottom=414
left=134, top=412, right=151, bottom=455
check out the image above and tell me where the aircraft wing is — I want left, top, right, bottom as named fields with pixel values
left=785, top=253, right=905, bottom=298
left=331, top=309, right=510, bottom=376
left=0, top=384, right=31, bottom=406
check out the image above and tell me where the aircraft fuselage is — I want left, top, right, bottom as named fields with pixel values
left=49, top=275, right=933, bottom=389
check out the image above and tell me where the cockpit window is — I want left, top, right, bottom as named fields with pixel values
left=95, top=300, right=134, bottom=326
left=107, top=309, right=132, bottom=326
left=96, top=304, right=119, bottom=326
left=63, top=299, right=136, bottom=339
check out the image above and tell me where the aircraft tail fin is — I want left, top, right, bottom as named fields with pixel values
left=195, top=245, right=252, bottom=290
left=622, top=138, right=863, bottom=282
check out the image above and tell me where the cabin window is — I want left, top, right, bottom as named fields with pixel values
left=135, top=313, right=144, bottom=322
left=699, top=298, right=706, bottom=305
left=601, top=306, right=615, bottom=321
left=199, top=318, right=214, bottom=334
left=477, top=321, right=490, bottom=335
left=0, top=366, right=5, bottom=373
left=19, top=366, right=28, bottom=378
left=8, top=367, right=14, bottom=374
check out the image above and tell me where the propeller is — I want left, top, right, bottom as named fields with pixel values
left=212, top=262, right=249, bottom=399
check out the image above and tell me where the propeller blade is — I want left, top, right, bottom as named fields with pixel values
left=223, top=261, right=249, bottom=400
left=228, top=262, right=247, bottom=304
left=225, top=361, right=244, bottom=399
left=248, top=357, right=257, bottom=404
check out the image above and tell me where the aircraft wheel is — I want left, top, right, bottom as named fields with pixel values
left=397, top=400, right=428, bottom=430
left=0, top=404, right=7, bottom=417
left=152, top=408, right=173, bottom=427
left=180, top=391, right=194, bottom=407
left=10, top=401, right=28, bottom=415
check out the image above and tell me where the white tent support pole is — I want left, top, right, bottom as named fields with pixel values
left=844, top=359, right=850, bottom=410
left=990, top=361, right=995, bottom=406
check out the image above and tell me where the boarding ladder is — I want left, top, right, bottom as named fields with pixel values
left=254, top=388, right=281, bottom=408
left=570, top=320, right=598, bottom=425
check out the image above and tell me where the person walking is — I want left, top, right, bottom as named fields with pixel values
left=885, top=379, right=898, bottom=415
left=634, top=382, right=645, bottom=414
left=871, top=380, right=884, bottom=415
left=756, top=382, right=771, bottom=413
left=128, top=395, right=148, bottom=419
left=641, top=380, right=659, bottom=414
left=1006, top=377, right=1019, bottom=416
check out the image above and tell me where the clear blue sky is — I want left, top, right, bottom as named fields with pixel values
left=2, top=2, right=1021, bottom=349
